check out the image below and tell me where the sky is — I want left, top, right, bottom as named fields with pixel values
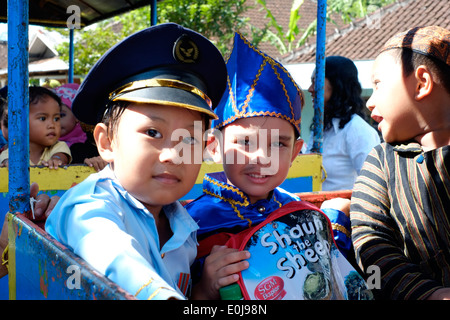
left=0, top=23, right=46, bottom=41
left=0, top=22, right=66, bottom=44
left=0, top=23, right=8, bottom=40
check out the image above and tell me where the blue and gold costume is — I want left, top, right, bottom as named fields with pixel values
left=186, top=171, right=300, bottom=240
left=187, top=34, right=351, bottom=264
left=187, top=172, right=351, bottom=257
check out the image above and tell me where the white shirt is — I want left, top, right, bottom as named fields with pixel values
left=45, top=165, right=199, bottom=300
left=307, top=114, right=380, bottom=191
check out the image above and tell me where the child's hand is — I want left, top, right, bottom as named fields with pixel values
left=26, top=182, right=60, bottom=222
left=192, top=245, right=250, bottom=300
left=42, top=154, right=68, bottom=169
left=84, top=156, right=107, bottom=172
left=321, top=197, right=351, bottom=217
left=42, top=158, right=63, bottom=169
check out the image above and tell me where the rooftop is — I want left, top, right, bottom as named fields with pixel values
left=244, top=0, right=346, bottom=60
left=281, top=0, right=450, bottom=64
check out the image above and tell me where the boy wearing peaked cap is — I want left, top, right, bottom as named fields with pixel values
left=45, top=23, right=247, bottom=300
left=351, top=26, right=450, bottom=300
left=186, top=33, right=352, bottom=291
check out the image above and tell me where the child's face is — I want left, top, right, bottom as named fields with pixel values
left=29, top=96, right=61, bottom=147
left=106, top=103, right=205, bottom=214
left=59, top=104, right=78, bottom=137
left=220, top=116, right=302, bottom=204
left=367, top=52, right=421, bottom=143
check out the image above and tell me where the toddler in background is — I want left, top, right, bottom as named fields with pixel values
left=55, top=83, right=106, bottom=171
left=54, top=83, right=87, bottom=147
left=0, top=86, right=71, bottom=168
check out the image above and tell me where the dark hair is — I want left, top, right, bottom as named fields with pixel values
left=0, top=96, right=5, bottom=117
left=318, top=56, right=366, bottom=131
left=0, top=96, right=7, bottom=129
left=101, top=100, right=210, bottom=138
left=101, top=100, right=130, bottom=137
left=29, top=86, right=62, bottom=109
left=390, top=48, right=450, bottom=95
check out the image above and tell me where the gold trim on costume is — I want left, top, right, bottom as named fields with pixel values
left=1, top=245, right=8, bottom=271
left=135, top=278, right=180, bottom=300
left=135, top=277, right=154, bottom=297
left=237, top=33, right=304, bottom=96
left=331, top=223, right=351, bottom=238
left=109, top=78, right=212, bottom=108
left=214, top=110, right=301, bottom=133
left=147, top=287, right=162, bottom=300
left=204, top=175, right=249, bottom=206
left=112, top=97, right=218, bottom=120
left=230, top=202, right=252, bottom=228
left=219, top=32, right=304, bottom=134
left=203, top=175, right=285, bottom=229
left=272, top=195, right=283, bottom=208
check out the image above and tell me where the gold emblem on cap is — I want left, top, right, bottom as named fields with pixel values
left=174, top=35, right=199, bottom=63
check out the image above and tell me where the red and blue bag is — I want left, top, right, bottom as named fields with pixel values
left=201, top=201, right=373, bottom=300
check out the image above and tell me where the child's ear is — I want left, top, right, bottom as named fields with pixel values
left=291, top=138, right=304, bottom=165
left=203, top=132, right=222, bottom=164
left=93, top=123, right=114, bottom=163
left=414, top=65, right=433, bottom=101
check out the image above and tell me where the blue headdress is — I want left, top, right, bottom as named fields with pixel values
left=212, top=33, right=304, bottom=136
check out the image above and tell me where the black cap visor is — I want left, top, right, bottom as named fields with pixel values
left=111, top=85, right=217, bottom=120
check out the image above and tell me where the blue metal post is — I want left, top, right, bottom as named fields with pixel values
left=150, top=0, right=157, bottom=26
left=68, top=28, right=74, bottom=83
left=311, top=0, right=327, bottom=153
left=7, top=0, right=30, bottom=214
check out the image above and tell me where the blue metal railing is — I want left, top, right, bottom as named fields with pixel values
left=6, top=0, right=161, bottom=213
left=311, top=0, right=327, bottom=153
left=68, top=29, right=74, bottom=83
left=7, top=0, right=30, bottom=215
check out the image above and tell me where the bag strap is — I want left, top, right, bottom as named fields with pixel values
left=196, top=232, right=233, bottom=259
left=226, top=200, right=339, bottom=300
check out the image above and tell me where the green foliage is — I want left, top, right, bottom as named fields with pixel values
left=330, top=0, right=396, bottom=23
left=51, top=0, right=398, bottom=76
left=52, top=0, right=251, bottom=76
left=255, top=0, right=396, bottom=55
left=157, top=0, right=250, bottom=53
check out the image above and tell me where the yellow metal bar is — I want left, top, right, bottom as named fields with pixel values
left=0, top=166, right=97, bottom=193
left=290, top=154, right=324, bottom=191
left=1, top=154, right=323, bottom=193
left=7, top=212, right=16, bottom=300
left=195, top=153, right=323, bottom=191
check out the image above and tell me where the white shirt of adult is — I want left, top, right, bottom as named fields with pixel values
left=307, top=114, right=380, bottom=191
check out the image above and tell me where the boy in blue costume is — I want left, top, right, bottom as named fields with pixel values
left=45, top=23, right=248, bottom=300
left=186, top=34, right=351, bottom=279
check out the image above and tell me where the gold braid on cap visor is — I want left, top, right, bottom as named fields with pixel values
left=109, top=78, right=212, bottom=109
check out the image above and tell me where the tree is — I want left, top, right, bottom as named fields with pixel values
left=54, top=0, right=253, bottom=77
left=53, top=0, right=398, bottom=76
left=330, top=0, right=398, bottom=23
left=255, top=0, right=397, bottom=55
left=158, top=0, right=251, bottom=53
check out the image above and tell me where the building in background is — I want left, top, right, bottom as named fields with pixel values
left=0, top=27, right=81, bottom=87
